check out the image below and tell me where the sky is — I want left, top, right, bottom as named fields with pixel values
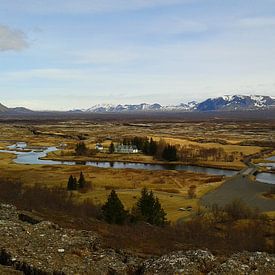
left=0, top=0, right=275, bottom=110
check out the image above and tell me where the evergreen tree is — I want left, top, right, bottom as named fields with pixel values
left=67, top=175, right=74, bottom=191
left=78, top=172, right=86, bottom=189
left=102, top=190, right=127, bottom=224
left=67, top=175, right=78, bottom=191
left=109, top=142, right=115, bottom=154
left=142, top=139, right=150, bottom=154
left=149, top=138, right=157, bottom=155
left=75, top=142, right=88, bottom=156
left=162, top=145, right=178, bottom=161
left=151, top=197, right=167, bottom=226
left=134, top=188, right=167, bottom=226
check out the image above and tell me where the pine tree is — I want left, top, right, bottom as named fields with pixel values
left=67, top=175, right=74, bottom=191
left=102, top=190, right=127, bottom=224
left=134, top=188, right=167, bottom=226
left=149, top=138, right=157, bottom=155
left=162, top=144, right=178, bottom=161
left=75, top=142, right=88, bottom=156
left=109, top=142, right=115, bottom=154
left=151, top=197, right=167, bottom=226
left=78, top=172, right=86, bottom=189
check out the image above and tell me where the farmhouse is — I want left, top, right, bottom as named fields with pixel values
left=114, top=144, right=138, bottom=154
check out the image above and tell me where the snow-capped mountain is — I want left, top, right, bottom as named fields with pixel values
left=196, top=95, right=275, bottom=111
left=86, top=103, right=162, bottom=112
left=84, top=102, right=197, bottom=112
left=82, top=95, right=274, bottom=113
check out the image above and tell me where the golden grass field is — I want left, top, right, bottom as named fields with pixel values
left=0, top=120, right=274, bottom=221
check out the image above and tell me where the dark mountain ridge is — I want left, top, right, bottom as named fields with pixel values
left=1, top=95, right=274, bottom=114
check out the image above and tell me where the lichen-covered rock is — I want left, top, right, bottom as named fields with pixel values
left=1, top=203, right=275, bottom=275
left=209, top=251, right=275, bottom=275
left=142, top=250, right=216, bottom=274
left=142, top=250, right=275, bottom=275
left=0, top=203, right=141, bottom=274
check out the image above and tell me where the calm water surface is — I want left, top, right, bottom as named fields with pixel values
left=0, top=145, right=274, bottom=184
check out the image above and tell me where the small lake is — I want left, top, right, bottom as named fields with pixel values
left=0, top=145, right=274, bottom=184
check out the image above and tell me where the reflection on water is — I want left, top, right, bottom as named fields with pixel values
left=0, top=145, right=237, bottom=176
left=0, top=144, right=274, bottom=184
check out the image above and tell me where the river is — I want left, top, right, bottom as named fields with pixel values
left=0, top=145, right=274, bottom=184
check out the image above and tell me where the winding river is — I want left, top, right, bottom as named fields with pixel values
left=0, top=144, right=274, bottom=184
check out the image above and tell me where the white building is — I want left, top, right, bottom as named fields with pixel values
left=95, top=143, right=104, bottom=151
left=114, top=144, right=138, bottom=154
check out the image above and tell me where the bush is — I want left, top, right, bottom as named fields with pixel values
left=224, top=199, right=261, bottom=220
left=0, top=179, right=100, bottom=220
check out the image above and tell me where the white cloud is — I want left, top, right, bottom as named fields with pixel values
left=0, top=24, right=28, bottom=51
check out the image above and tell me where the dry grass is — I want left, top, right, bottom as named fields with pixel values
left=0, top=120, right=273, bottom=222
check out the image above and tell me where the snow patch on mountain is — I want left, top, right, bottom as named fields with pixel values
left=77, top=95, right=275, bottom=113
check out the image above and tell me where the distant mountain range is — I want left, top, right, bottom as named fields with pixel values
left=1, top=95, right=275, bottom=114
left=82, top=101, right=198, bottom=112
left=79, top=95, right=275, bottom=113
left=0, top=103, right=33, bottom=114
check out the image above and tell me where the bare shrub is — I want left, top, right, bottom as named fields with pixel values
left=0, top=179, right=100, bottom=220
left=224, top=199, right=263, bottom=220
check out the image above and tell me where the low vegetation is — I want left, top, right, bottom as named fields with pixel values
left=264, top=187, right=275, bottom=199
left=0, top=120, right=274, bottom=257
left=0, top=179, right=274, bottom=255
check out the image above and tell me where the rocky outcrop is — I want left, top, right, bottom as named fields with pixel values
left=142, top=250, right=216, bottom=274
left=142, top=250, right=275, bottom=274
left=1, top=203, right=275, bottom=275
left=0, top=204, right=141, bottom=274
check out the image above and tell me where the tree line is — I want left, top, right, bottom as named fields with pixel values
left=177, top=145, right=238, bottom=162
left=75, top=138, right=238, bottom=163
left=121, top=136, right=238, bottom=162
left=121, top=137, right=177, bottom=161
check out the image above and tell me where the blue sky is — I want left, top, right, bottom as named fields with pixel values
left=0, top=0, right=275, bottom=110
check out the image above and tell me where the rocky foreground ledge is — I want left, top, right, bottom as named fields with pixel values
left=1, top=204, right=275, bottom=275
